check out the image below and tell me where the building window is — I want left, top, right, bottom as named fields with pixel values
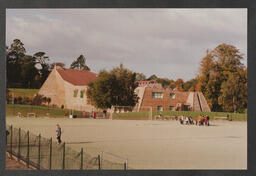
left=152, top=92, right=163, bottom=98
left=73, top=89, right=78, bottom=97
left=170, top=93, right=175, bottom=99
left=169, top=106, right=174, bottom=111
left=157, top=106, right=163, bottom=111
left=80, top=90, right=85, bottom=98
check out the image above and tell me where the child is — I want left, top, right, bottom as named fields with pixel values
left=56, top=124, right=62, bottom=144
left=185, top=116, right=189, bottom=125
left=180, top=116, right=184, bottom=125
left=204, top=116, right=207, bottom=126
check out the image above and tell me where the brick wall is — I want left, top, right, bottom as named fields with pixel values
left=140, top=88, right=190, bottom=111
left=138, top=88, right=211, bottom=112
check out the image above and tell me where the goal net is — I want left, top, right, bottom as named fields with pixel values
left=109, top=105, right=152, bottom=120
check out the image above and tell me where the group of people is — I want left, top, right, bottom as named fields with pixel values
left=178, top=115, right=210, bottom=126
left=90, top=110, right=107, bottom=119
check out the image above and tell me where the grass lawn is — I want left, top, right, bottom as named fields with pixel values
left=6, top=104, right=84, bottom=117
left=112, top=110, right=247, bottom=121
left=6, top=104, right=247, bottom=120
left=8, top=88, right=39, bottom=99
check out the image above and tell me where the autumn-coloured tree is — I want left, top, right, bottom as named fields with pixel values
left=183, top=78, right=198, bottom=91
left=198, top=44, right=247, bottom=112
left=156, top=78, right=174, bottom=88
left=135, top=72, right=146, bottom=81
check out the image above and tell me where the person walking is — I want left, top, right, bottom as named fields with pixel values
left=56, top=124, right=62, bottom=144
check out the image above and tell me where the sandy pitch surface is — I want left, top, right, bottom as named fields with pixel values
left=6, top=117, right=247, bottom=169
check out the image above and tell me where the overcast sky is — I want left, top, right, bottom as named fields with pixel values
left=6, top=9, right=247, bottom=81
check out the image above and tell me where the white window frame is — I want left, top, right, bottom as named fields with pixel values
left=152, top=92, right=163, bottom=98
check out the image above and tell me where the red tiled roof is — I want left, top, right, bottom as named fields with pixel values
left=57, top=69, right=97, bottom=86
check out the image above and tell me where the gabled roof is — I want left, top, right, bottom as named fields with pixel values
left=57, top=68, right=97, bottom=86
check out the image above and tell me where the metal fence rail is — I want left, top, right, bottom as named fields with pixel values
left=6, top=125, right=129, bottom=170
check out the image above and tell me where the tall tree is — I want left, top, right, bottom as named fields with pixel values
left=33, top=52, right=51, bottom=86
left=135, top=72, right=146, bottom=81
left=70, top=54, right=90, bottom=70
left=198, top=50, right=217, bottom=110
left=218, top=68, right=247, bottom=112
left=20, top=55, right=39, bottom=88
left=87, top=64, right=138, bottom=109
left=198, top=44, right=247, bottom=112
left=51, top=62, right=66, bottom=69
left=6, top=39, right=26, bottom=87
left=147, top=74, right=158, bottom=80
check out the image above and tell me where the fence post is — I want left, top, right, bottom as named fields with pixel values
left=124, top=160, right=128, bottom=170
left=14, top=102, right=16, bottom=116
left=80, top=148, right=83, bottom=170
left=49, top=137, right=52, bottom=170
left=62, top=142, right=65, bottom=170
left=27, top=130, right=30, bottom=168
left=18, top=128, right=21, bottom=162
left=10, top=125, right=13, bottom=159
left=98, top=154, right=101, bottom=170
left=38, top=134, right=41, bottom=170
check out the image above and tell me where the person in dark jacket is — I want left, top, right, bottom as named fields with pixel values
left=103, top=110, right=107, bottom=118
left=206, top=115, right=210, bottom=126
left=56, top=124, right=62, bottom=144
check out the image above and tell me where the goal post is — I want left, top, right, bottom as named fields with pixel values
left=109, top=105, right=152, bottom=120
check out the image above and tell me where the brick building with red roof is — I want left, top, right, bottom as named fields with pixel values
left=135, top=81, right=211, bottom=112
left=38, top=65, right=97, bottom=111
left=39, top=67, right=210, bottom=112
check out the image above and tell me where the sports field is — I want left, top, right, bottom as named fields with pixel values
left=6, top=116, right=247, bottom=169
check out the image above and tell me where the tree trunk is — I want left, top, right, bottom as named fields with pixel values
left=233, top=96, right=236, bottom=113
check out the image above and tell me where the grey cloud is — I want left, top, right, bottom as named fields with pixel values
left=6, top=9, right=247, bottom=81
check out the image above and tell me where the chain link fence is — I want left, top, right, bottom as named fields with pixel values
left=6, top=125, right=129, bottom=170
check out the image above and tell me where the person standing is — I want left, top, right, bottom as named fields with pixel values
left=93, top=111, right=97, bottom=119
left=206, top=115, right=210, bottom=126
left=198, top=115, right=202, bottom=126
left=226, top=114, right=229, bottom=120
left=204, top=116, right=207, bottom=126
left=56, top=124, right=62, bottom=144
left=185, top=116, right=189, bottom=125
left=180, top=115, right=184, bottom=125
left=103, top=110, right=107, bottom=118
